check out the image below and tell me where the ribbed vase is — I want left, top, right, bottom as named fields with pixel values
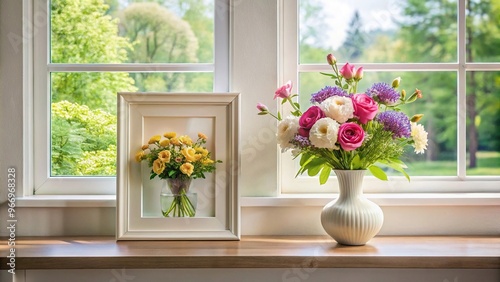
left=321, top=170, right=384, bottom=245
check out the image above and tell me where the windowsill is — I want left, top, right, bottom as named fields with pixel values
left=1, top=236, right=499, bottom=269
left=15, top=193, right=500, bottom=208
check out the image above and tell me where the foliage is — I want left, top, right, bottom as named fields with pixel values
left=51, top=101, right=117, bottom=176
left=136, top=132, right=221, bottom=180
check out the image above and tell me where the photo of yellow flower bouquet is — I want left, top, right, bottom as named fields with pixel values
left=135, top=132, right=221, bottom=217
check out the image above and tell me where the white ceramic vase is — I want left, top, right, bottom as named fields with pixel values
left=321, top=170, right=384, bottom=245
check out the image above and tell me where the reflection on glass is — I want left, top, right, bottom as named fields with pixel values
left=299, top=71, right=457, bottom=176
left=49, top=71, right=212, bottom=176
left=50, top=0, right=214, bottom=64
left=466, top=71, right=500, bottom=175
left=299, top=0, right=457, bottom=63
left=466, top=0, right=500, bottom=62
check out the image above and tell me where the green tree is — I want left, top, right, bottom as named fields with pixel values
left=50, top=0, right=137, bottom=176
left=338, top=11, right=366, bottom=61
left=465, top=0, right=500, bottom=168
left=119, top=2, right=199, bottom=91
left=51, top=0, right=136, bottom=113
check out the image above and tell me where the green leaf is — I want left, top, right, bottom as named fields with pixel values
left=277, top=111, right=282, bottom=120
left=319, top=166, right=331, bottom=185
left=377, top=159, right=410, bottom=182
left=306, top=159, right=325, bottom=176
left=368, top=165, right=388, bottom=181
left=150, top=172, right=157, bottom=180
left=257, top=112, right=267, bottom=115
left=293, top=102, right=300, bottom=109
left=281, top=99, right=287, bottom=105
left=320, top=72, right=336, bottom=78
left=351, top=154, right=362, bottom=169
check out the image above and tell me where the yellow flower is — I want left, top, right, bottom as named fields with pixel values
left=202, top=158, right=214, bottom=165
left=158, top=150, right=171, bottom=163
left=135, top=151, right=144, bottom=162
left=194, top=153, right=203, bottom=161
left=159, top=139, right=170, bottom=147
left=141, top=144, right=149, bottom=150
left=180, top=163, right=194, bottom=176
left=152, top=159, right=165, bottom=175
left=148, top=135, right=161, bottom=144
left=181, top=147, right=197, bottom=162
left=179, top=135, right=193, bottom=146
left=198, top=132, right=207, bottom=140
left=163, top=132, right=176, bottom=138
left=195, top=147, right=209, bottom=156
left=170, top=137, right=181, bottom=146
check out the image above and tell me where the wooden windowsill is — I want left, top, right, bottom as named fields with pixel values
left=1, top=236, right=499, bottom=269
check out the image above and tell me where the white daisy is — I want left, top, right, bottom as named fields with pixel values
left=411, top=122, right=428, bottom=154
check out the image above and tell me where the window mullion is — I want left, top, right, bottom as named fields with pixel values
left=457, top=0, right=467, bottom=179
left=47, top=63, right=215, bottom=72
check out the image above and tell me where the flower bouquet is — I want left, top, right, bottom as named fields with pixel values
left=135, top=132, right=221, bottom=217
left=258, top=54, right=428, bottom=184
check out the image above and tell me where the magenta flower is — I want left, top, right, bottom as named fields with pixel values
left=352, top=94, right=378, bottom=124
left=256, top=103, right=268, bottom=112
left=338, top=122, right=365, bottom=151
left=340, top=63, right=355, bottom=80
left=274, top=80, right=293, bottom=99
left=298, top=106, right=325, bottom=137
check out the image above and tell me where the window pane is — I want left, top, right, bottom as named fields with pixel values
left=50, top=71, right=212, bottom=176
left=299, top=0, right=457, bottom=63
left=299, top=71, right=458, bottom=176
left=466, top=71, right=500, bottom=175
left=466, top=0, right=500, bottom=62
left=50, top=0, right=214, bottom=64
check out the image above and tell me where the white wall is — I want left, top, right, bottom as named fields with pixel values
left=0, top=0, right=499, bottom=239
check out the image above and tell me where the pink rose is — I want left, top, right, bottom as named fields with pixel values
left=274, top=80, right=293, bottom=99
left=338, top=122, right=365, bottom=151
left=298, top=106, right=325, bottom=137
left=339, top=63, right=355, bottom=80
left=352, top=94, right=378, bottom=124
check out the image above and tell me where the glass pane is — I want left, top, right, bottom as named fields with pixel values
left=50, top=0, right=214, bottom=64
left=50, top=71, right=212, bottom=176
left=299, top=0, right=457, bottom=64
left=466, top=0, right=500, bottom=62
left=466, top=71, right=500, bottom=175
left=298, top=71, right=458, bottom=176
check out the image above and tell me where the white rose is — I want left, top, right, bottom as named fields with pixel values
left=411, top=122, right=428, bottom=154
left=309, top=118, right=340, bottom=149
left=277, top=116, right=299, bottom=151
left=320, top=96, right=354, bottom=123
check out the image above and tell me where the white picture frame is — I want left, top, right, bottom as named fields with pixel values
left=117, top=92, right=240, bottom=240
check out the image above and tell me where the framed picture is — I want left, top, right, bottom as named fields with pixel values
left=117, top=92, right=240, bottom=240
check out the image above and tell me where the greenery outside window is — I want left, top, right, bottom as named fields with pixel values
left=281, top=0, right=499, bottom=193
left=32, top=0, right=229, bottom=194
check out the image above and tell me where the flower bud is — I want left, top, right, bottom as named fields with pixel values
left=339, top=62, right=355, bottom=80
left=354, top=67, right=364, bottom=81
left=415, top=88, right=422, bottom=98
left=256, top=102, right=268, bottom=112
left=327, top=54, right=337, bottom=66
left=392, top=77, right=401, bottom=88
left=411, top=114, right=424, bottom=123
left=401, top=89, right=406, bottom=100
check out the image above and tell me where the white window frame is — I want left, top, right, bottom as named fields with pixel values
left=279, top=0, right=500, bottom=194
left=27, top=0, right=230, bottom=195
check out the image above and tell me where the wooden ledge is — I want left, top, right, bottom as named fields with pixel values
left=1, top=236, right=499, bottom=269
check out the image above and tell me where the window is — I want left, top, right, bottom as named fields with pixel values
left=281, top=0, right=499, bottom=193
left=31, top=0, right=229, bottom=194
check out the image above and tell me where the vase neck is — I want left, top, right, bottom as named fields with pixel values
left=165, top=178, right=192, bottom=194
left=334, top=170, right=366, bottom=198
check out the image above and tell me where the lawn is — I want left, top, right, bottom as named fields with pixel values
left=393, top=151, right=500, bottom=176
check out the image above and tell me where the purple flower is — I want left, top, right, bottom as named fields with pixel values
left=366, top=82, right=400, bottom=105
left=310, top=86, right=349, bottom=104
left=292, top=134, right=312, bottom=148
left=376, top=111, right=411, bottom=138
